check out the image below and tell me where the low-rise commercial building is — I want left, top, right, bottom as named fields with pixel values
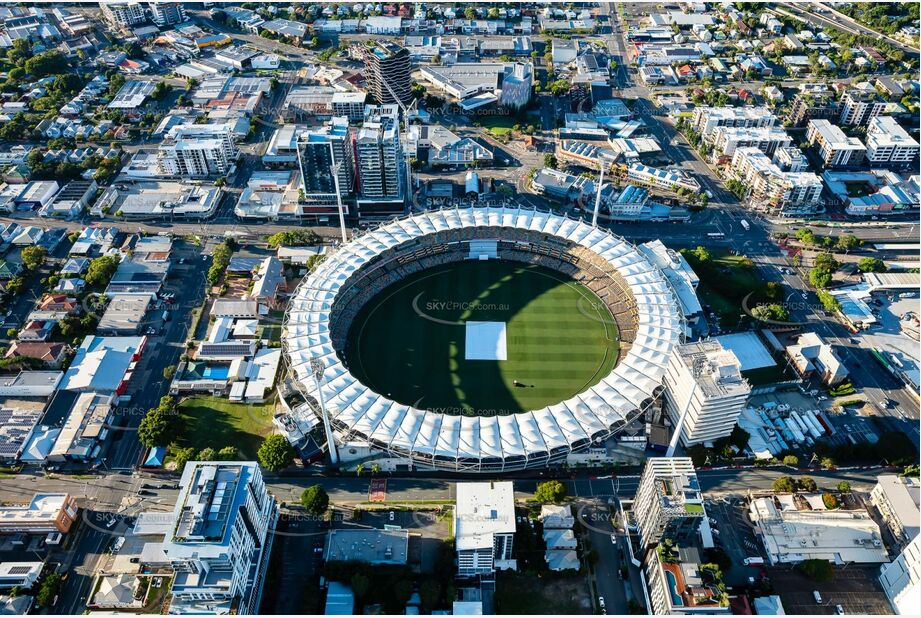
left=0, top=493, right=78, bottom=534
left=870, top=475, right=920, bottom=551
left=455, top=481, right=516, bottom=575
left=784, top=332, right=849, bottom=386
left=880, top=534, right=920, bottom=615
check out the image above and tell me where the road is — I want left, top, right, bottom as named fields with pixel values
left=781, top=2, right=920, bottom=56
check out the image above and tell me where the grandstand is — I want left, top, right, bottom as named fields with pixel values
left=284, top=207, right=682, bottom=472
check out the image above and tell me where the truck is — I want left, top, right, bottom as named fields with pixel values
left=743, top=556, right=765, bottom=566
left=740, top=219, right=750, bottom=231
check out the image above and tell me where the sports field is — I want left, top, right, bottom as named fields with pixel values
left=344, top=260, right=620, bottom=415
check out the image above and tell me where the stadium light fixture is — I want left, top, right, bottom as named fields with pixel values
left=310, top=357, right=339, bottom=465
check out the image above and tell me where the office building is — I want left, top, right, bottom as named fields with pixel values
left=361, top=41, right=411, bottom=105
left=296, top=117, right=354, bottom=213
left=871, top=475, right=920, bottom=551
left=785, top=332, right=850, bottom=386
left=149, top=2, right=186, bottom=26
left=162, top=462, right=278, bottom=615
left=880, top=534, right=921, bottom=615
left=356, top=105, right=404, bottom=214
left=420, top=62, right=533, bottom=110
left=749, top=497, right=888, bottom=565
left=691, top=105, right=775, bottom=141
left=455, top=481, right=517, bottom=575
left=158, top=125, right=238, bottom=178
left=807, top=119, right=866, bottom=168
left=633, top=458, right=705, bottom=548
left=839, top=90, right=886, bottom=126
left=0, top=493, right=78, bottom=534
left=100, top=2, right=147, bottom=27
left=865, top=116, right=920, bottom=168
left=662, top=341, right=750, bottom=447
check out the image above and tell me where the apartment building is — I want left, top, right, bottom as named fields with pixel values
left=773, top=146, right=809, bottom=172
left=865, top=116, right=920, bottom=169
left=731, top=147, right=823, bottom=215
left=691, top=105, right=775, bottom=141
left=162, top=462, right=278, bottom=615
left=355, top=105, right=404, bottom=214
left=880, top=534, right=920, bottom=615
left=100, top=2, right=147, bottom=27
left=0, top=493, right=78, bottom=534
left=455, top=481, right=517, bottom=575
left=870, top=475, right=920, bottom=551
left=839, top=90, right=886, bottom=126
left=360, top=41, right=412, bottom=105
left=158, top=125, right=238, bottom=178
left=149, top=2, right=186, bottom=26
left=786, top=92, right=839, bottom=127
left=296, top=117, right=354, bottom=213
left=711, top=125, right=791, bottom=157
left=807, top=119, right=866, bottom=168
left=662, top=341, right=750, bottom=447
left=633, top=458, right=706, bottom=549
left=646, top=542, right=730, bottom=615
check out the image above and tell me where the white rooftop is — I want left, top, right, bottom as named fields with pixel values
left=455, top=481, right=516, bottom=551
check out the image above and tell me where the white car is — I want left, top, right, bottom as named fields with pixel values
left=610, top=534, right=617, bottom=544
left=389, top=511, right=395, bottom=522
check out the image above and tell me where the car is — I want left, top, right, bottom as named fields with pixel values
left=152, top=578, right=162, bottom=589
left=146, top=327, right=156, bottom=335
left=813, top=591, right=823, bottom=604
left=141, top=484, right=155, bottom=489
left=597, top=596, right=605, bottom=610
left=105, top=517, right=117, bottom=529
left=160, top=483, right=178, bottom=490
left=610, top=534, right=617, bottom=544
left=835, top=605, right=845, bottom=615
left=389, top=511, right=395, bottom=522
left=178, top=258, right=186, bottom=264
left=138, top=489, right=155, bottom=497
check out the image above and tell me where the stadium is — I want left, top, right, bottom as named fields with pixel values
left=283, top=207, right=683, bottom=472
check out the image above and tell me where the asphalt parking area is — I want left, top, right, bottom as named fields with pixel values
left=769, top=566, right=892, bottom=615
left=705, top=496, right=764, bottom=586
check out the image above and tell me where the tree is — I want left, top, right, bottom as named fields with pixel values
left=163, top=365, right=177, bottom=380
left=85, top=255, right=121, bottom=288
left=351, top=573, right=370, bottom=599
left=820, top=457, right=835, bottom=470
left=798, top=476, right=818, bottom=492
left=534, top=480, right=566, bottom=503
left=370, top=463, right=381, bottom=475
left=857, top=257, right=887, bottom=273
left=543, top=153, right=558, bottom=168
left=21, top=246, right=46, bottom=271
left=822, top=492, right=840, bottom=509
left=809, top=268, right=832, bottom=289
left=783, top=454, right=800, bottom=466
left=355, top=463, right=365, bottom=477
left=36, top=573, right=63, bottom=608
left=197, top=447, right=216, bottom=461
left=752, top=304, right=789, bottom=322
left=795, top=228, right=817, bottom=245
left=137, top=407, right=183, bottom=448
left=837, top=480, right=852, bottom=493
left=24, top=51, right=69, bottom=77
left=772, top=475, right=796, bottom=493
left=258, top=434, right=295, bottom=472
left=172, top=446, right=196, bottom=472
left=835, top=234, right=861, bottom=253
left=799, top=558, right=833, bottom=582
left=300, top=485, right=330, bottom=514
left=817, top=290, right=841, bottom=312
left=217, top=446, right=238, bottom=460
left=691, top=246, right=712, bottom=262
left=813, top=252, right=839, bottom=272
left=464, top=7, right=477, bottom=20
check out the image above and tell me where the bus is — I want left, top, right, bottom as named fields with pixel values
left=740, top=219, right=751, bottom=231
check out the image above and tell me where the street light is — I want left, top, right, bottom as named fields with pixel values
left=310, top=357, right=339, bottom=465
left=330, top=161, right=348, bottom=245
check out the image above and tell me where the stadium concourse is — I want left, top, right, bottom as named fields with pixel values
left=283, top=207, right=683, bottom=472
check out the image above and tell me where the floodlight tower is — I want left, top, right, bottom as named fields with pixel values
left=310, top=357, right=339, bottom=465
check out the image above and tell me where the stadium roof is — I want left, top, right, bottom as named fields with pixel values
left=284, top=207, right=682, bottom=471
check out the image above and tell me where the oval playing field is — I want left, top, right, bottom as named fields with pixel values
left=343, top=260, right=620, bottom=416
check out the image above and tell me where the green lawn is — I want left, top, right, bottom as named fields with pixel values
left=682, top=251, right=766, bottom=325
left=259, top=324, right=282, bottom=343
left=176, top=396, right=275, bottom=459
left=478, top=115, right=516, bottom=137
left=345, top=260, right=619, bottom=415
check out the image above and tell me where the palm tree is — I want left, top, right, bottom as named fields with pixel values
left=370, top=463, right=381, bottom=476
left=355, top=463, right=364, bottom=477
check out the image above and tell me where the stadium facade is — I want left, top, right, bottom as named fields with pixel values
left=283, top=207, right=683, bottom=472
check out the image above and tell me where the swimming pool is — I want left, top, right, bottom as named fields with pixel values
left=665, top=570, right=684, bottom=607
left=201, top=365, right=230, bottom=380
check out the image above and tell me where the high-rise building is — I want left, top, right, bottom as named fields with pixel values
left=454, top=481, right=517, bottom=575
left=149, top=2, right=186, bottom=26
left=296, top=116, right=354, bottom=214
left=645, top=541, right=730, bottom=615
left=100, top=2, right=147, bottom=27
left=786, top=92, right=839, bottom=127
left=162, top=462, right=278, bottom=615
left=633, top=457, right=706, bottom=549
left=865, top=116, right=920, bottom=169
left=158, top=125, right=238, bottom=178
left=807, top=119, right=866, bottom=168
left=361, top=42, right=412, bottom=105
left=662, top=341, right=750, bottom=447
left=356, top=105, right=405, bottom=214
left=880, top=534, right=921, bottom=615
left=839, top=90, right=886, bottom=126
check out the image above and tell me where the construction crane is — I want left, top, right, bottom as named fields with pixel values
left=378, top=77, right=419, bottom=208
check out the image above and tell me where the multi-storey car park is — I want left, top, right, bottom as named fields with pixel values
left=283, top=207, right=683, bottom=472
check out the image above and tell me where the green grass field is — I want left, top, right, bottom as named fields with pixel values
left=176, top=396, right=275, bottom=458
left=345, top=260, right=619, bottom=415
